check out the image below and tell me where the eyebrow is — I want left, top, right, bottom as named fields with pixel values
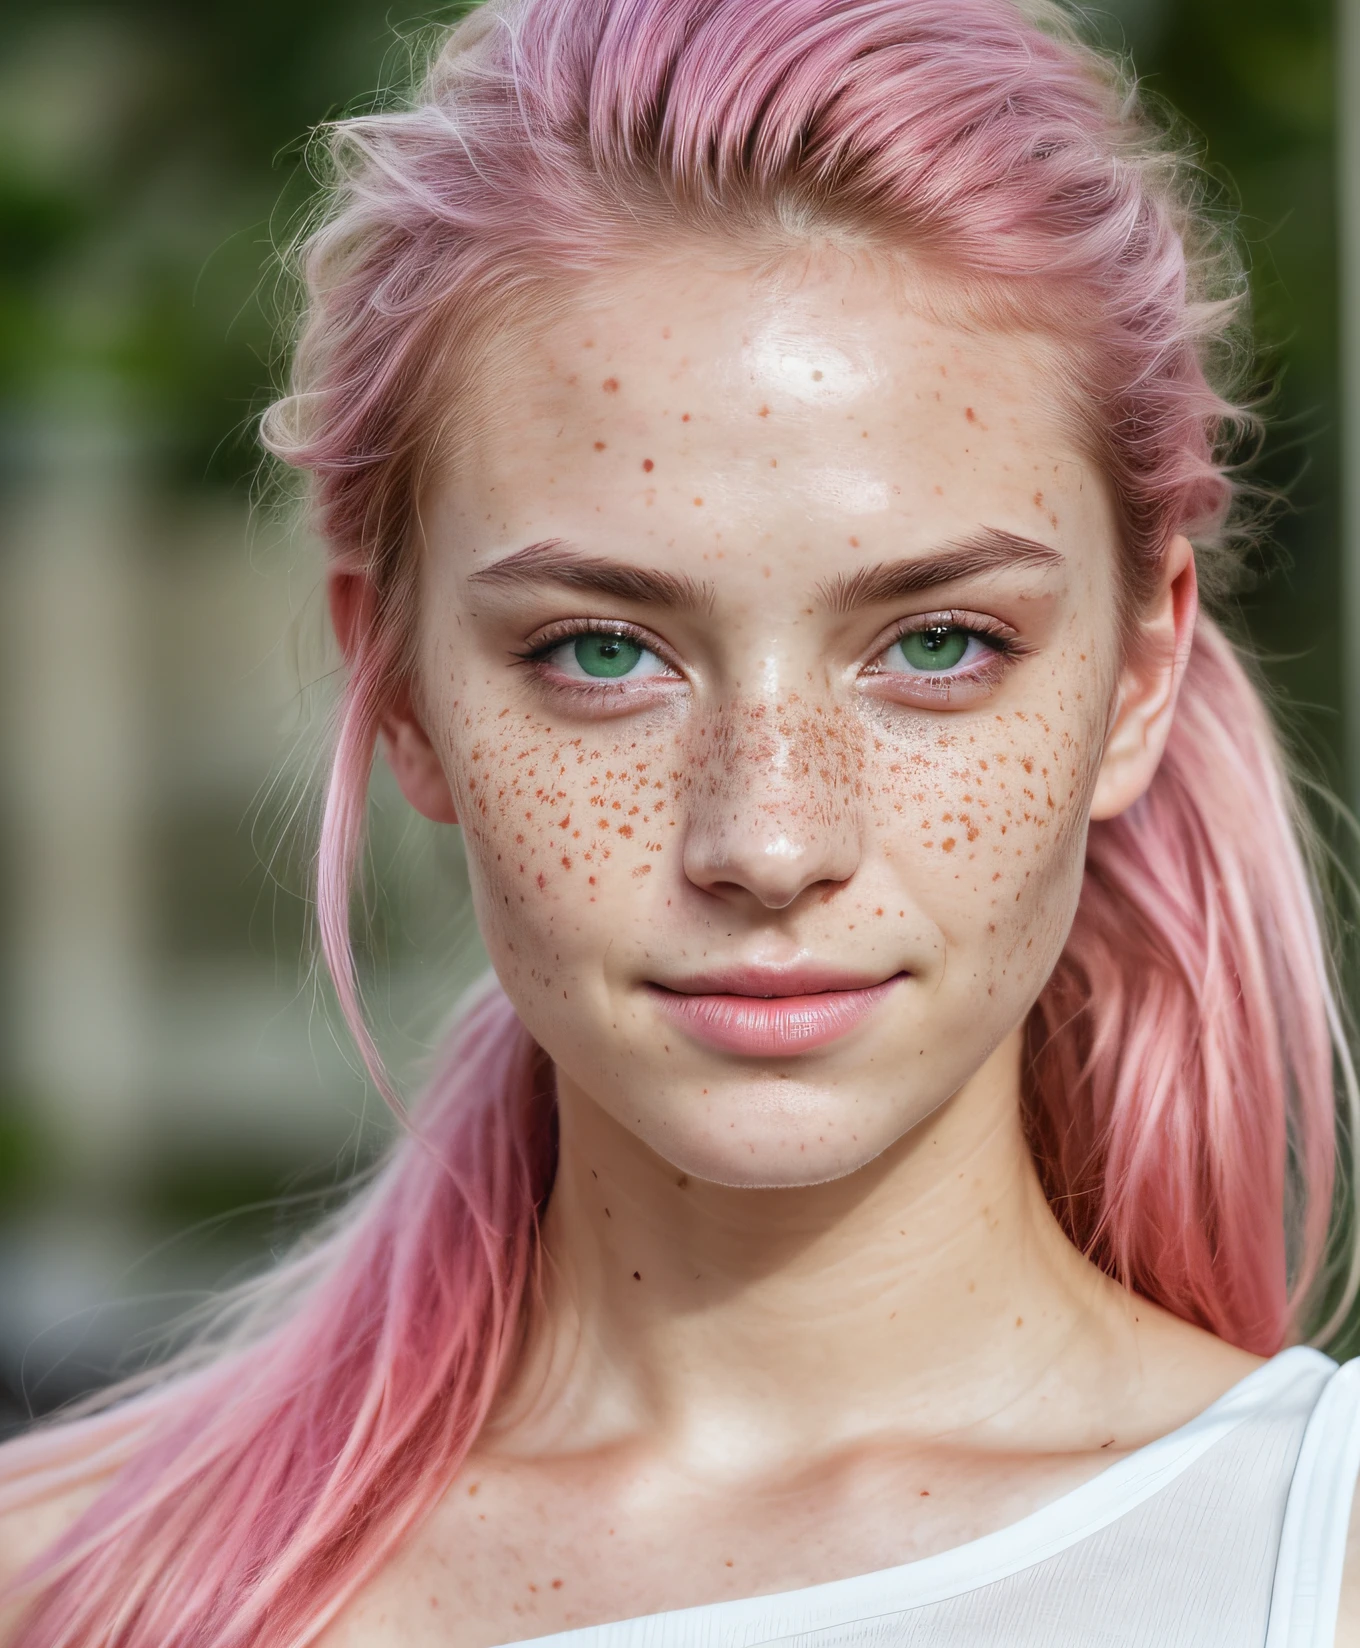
left=469, top=540, right=716, bottom=613
left=817, top=528, right=1065, bottom=614
left=468, top=527, right=1062, bottom=617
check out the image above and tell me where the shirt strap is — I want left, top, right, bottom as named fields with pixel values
left=1266, top=1356, right=1360, bottom=1647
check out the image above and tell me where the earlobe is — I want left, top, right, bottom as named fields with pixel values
left=327, top=571, right=459, bottom=826
left=1089, top=535, right=1198, bottom=823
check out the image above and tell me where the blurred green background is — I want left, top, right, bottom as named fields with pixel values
left=0, top=0, right=1345, bottom=1430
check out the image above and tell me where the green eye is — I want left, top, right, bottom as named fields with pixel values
left=573, top=633, right=644, bottom=678
left=898, top=627, right=971, bottom=672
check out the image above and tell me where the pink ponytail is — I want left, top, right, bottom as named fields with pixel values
left=1026, top=618, right=1353, bottom=1354
left=2, top=981, right=555, bottom=1646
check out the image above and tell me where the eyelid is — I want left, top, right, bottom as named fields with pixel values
left=863, top=608, right=1020, bottom=662
left=518, top=616, right=684, bottom=673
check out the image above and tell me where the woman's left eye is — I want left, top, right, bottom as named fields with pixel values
left=541, top=630, right=671, bottom=682
left=877, top=625, right=998, bottom=675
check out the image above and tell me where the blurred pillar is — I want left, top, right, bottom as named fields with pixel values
left=1, top=390, right=153, bottom=1186
left=1341, top=0, right=1360, bottom=809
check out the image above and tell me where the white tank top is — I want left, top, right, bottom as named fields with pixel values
left=507, top=1348, right=1360, bottom=1648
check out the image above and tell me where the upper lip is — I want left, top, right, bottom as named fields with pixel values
left=650, top=964, right=903, bottom=999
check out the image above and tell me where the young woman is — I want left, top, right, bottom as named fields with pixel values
left=4, top=0, right=1360, bottom=1642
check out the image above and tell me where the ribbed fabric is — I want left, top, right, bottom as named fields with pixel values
left=503, top=1347, right=1360, bottom=1648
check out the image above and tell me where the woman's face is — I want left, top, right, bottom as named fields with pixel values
left=411, top=253, right=1126, bottom=1186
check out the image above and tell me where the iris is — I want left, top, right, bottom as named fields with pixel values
left=574, top=634, right=643, bottom=678
left=900, top=627, right=969, bottom=671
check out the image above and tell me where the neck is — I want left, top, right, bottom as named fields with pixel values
left=498, top=1032, right=1125, bottom=1469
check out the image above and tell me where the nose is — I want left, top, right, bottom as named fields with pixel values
left=681, top=701, right=862, bottom=911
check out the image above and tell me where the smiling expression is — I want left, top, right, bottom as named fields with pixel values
left=409, top=251, right=1124, bottom=1186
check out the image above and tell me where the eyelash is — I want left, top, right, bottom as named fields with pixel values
left=867, top=611, right=1026, bottom=684
left=512, top=613, right=1028, bottom=704
left=511, top=620, right=682, bottom=700
left=876, top=613, right=1022, bottom=662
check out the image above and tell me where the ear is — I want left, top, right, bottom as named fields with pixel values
left=328, top=572, right=459, bottom=826
left=1089, top=534, right=1198, bottom=823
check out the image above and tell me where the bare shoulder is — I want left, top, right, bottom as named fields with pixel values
left=1111, top=1293, right=1265, bottom=1437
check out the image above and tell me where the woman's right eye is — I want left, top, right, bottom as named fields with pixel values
left=541, top=631, right=671, bottom=682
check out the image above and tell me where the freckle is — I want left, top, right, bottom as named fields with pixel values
left=593, top=440, right=606, bottom=452
left=758, top=404, right=770, bottom=417
left=849, top=536, right=859, bottom=548
left=725, top=1560, right=735, bottom=1568
left=602, top=377, right=620, bottom=392
left=769, top=458, right=778, bottom=467
left=763, top=565, right=772, bottom=578
left=933, top=484, right=944, bottom=496
left=642, top=458, right=654, bottom=472
left=468, top=1483, right=479, bottom=1496
left=1016, top=1316, right=1024, bottom=1327
left=941, top=838, right=956, bottom=852
left=965, top=406, right=976, bottom=422
left=693, top=496, right=704, bottom=506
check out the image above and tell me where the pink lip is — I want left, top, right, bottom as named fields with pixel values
left=647, top=969, right=904, bottom=1057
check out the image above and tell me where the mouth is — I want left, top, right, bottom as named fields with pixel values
left=646, top=967, right=906, bottom=1058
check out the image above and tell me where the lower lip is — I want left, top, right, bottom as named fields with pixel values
left=647, top=978, right=902, bottom=1057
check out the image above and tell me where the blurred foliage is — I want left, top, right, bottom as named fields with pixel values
left=0, top=0, right=1342, bottom=756
left=1109, top=0, right=1343, bottom=782
left=0, top=0, right=449, bottom=489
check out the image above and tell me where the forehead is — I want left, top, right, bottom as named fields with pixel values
left=438, top=252, right=1115, bottom=580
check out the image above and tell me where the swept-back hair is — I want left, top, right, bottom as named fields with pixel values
left=4, top=1, right=1355, bottom=1641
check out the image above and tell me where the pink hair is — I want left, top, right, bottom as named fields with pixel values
left=3, top=0, right=1355, bottom=1641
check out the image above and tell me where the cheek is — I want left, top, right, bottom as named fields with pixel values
left=440, top=692, right=685, bottom=991
left=868, top=693, right=1106, bottom=993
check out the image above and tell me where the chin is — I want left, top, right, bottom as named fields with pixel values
left=627, top=1076, right=918, bottom=1190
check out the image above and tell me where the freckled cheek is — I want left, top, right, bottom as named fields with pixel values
left=864, top=711, right=1101, bottom=965
left=437, top=705, right=686, bottom=982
